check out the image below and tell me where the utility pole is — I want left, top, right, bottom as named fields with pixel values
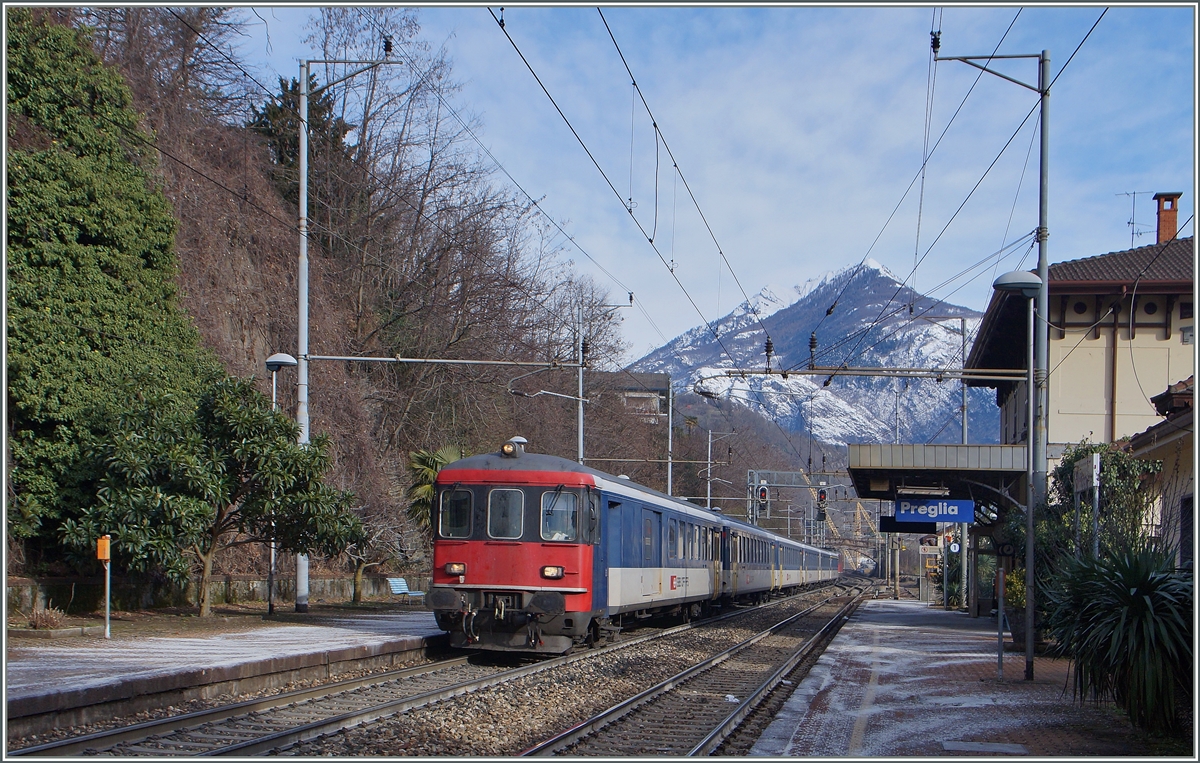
left=704, top=431, right=734, bottom=510
left=938, top=40, right=1050, bottom=681
left=577, top=302, right=584, bottom=464
left=666, top=383, right=674, bottom=495
left=297, top=55, right=400, bottom=613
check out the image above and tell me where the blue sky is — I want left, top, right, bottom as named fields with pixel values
left=238, top=5, right=1196, bottom=361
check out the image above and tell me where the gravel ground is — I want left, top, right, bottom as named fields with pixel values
left=283, top=591, right=847, bottom=756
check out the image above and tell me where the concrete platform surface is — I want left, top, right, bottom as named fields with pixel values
left=750, top=599, right=1183, bottom=757
left=5, top=610, right=441, bottom=717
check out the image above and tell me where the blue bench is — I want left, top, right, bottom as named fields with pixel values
left=387, top=577, right=425, bottom=604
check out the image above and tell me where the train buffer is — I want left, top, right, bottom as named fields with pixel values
left=387, top=578, right=425, bottom=605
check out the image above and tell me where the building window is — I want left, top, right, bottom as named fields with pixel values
left=1181, top=302, right=1194, bottom=320
left=1143, top=301, right=1158, bottom=315
left=1073, top=301, right=1088, bottom=315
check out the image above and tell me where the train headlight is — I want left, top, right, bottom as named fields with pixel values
left=445, top=562, right=467, bottom=575
left=541, top=565, right=564, bottom=579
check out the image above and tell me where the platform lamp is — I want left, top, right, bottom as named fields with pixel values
left=992, top=270, right=1042, bottom=681
left=265, top=353, right=297, bottom=615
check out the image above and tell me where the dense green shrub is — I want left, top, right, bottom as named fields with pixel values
left=1046, top=547, right=1192, bottom=733
left=6, top=9, right=221, bottom=562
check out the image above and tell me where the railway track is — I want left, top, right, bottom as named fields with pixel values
left=522, top=586, right=863, bottom=756
left=10, top=584, right=853, bottom=757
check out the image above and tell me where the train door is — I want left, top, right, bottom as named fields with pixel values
left=724, top=530, right=734, bottom=595
left=708, top=527, right=720, bottom=600
left=640, top=508, right=662, bottom=597
left=772, top=543, right=780, bottom=591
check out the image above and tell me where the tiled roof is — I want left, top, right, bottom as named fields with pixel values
left=1048, top=237, right=1193, bottom=284
left=1151, top=375, right=1194, bottom=416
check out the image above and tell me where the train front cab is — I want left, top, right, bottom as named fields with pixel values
left=427, top=476, right=602, bottom=653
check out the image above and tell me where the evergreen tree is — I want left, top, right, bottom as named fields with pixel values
left=60, top=377, right=363, bottom=616
left=6, top=9, right=222, bottom=563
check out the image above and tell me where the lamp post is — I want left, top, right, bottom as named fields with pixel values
left=993, top=270, right=1042, bottom=682
left=264, top=353, right=296, bottom=616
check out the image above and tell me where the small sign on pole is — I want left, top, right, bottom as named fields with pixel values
left=97, top=535, right=111, bottom=639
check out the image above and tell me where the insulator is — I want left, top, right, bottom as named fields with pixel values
left=765, top=338, right=774, bottom=357
left=809, top=332, right=817, bottom=353
left=931, top=31, right=941, bottom=54
left=383, top=36, right=393, bottom=54
left=823, top=376, right=832, bottom=387
left=581, top=339, right=590, bottom=356
left=826, top=301, right=837, bottom=317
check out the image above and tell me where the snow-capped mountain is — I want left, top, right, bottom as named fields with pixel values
left=630, top=261, right=999, bottom=446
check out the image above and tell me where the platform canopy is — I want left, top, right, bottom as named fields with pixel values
left=847, top=444, right=1027, bottom=525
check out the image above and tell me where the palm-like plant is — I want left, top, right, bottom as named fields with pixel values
left=406, top=446, right=463, bottom=534
left=1046, top=546, right=1192, bottom=733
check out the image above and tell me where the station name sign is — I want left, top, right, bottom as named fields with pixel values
left=895, top=499, right=975, bottom=524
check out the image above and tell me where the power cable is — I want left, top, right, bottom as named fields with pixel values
left=350, top=8, right=670, bottom=344
left=807, top=9, right=1022, bottom=345
left=842, top=8, right=1108, bottom=378
left=596, top=8, right=776, bottom=358
left=487, top=7, right=741, bottom=367
left=102, top=24, right=593, bottom=370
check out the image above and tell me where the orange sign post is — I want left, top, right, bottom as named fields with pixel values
left=97, top=535, right=111, bottom=639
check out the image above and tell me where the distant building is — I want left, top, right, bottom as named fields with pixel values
left=591, top=371, right=671, bottom=423
left=966, top=192, right=1194, bottom=460
left=1129, top=376, right=1194, bottom=568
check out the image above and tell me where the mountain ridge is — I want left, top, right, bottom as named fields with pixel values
left=629, top=261, right=1000, bottom=446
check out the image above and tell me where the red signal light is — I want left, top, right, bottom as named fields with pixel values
left=757, top=486, right=769, bottom=502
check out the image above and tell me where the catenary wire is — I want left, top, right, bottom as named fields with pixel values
left=487, top=7, right=742, bottom=370
left=807, top=9, right=1023, bottom=344
left=596, top=7, right=777, bottom=356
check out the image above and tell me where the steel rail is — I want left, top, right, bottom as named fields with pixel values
left=519, top=586, right=859, bottom=756
left=687, top=591, right=864, bottom=755
left=8, top=657, right=475, bottom=757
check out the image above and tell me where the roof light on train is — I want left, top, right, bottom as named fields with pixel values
left=501, top=436, right=528, bottom=457
left=541, top=566, right=565, bottom=579
left=444, top=562, right=466, bottom=575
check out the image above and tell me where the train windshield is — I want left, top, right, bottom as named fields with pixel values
left=541, top=488, right=577, bottom=541
left=438, top=488, right=472, bottom=538
left=488, top=489, right=524, bottom=539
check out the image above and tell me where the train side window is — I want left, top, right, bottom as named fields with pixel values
left=487, top=489, right=524, bottom=539
left=541, top=490, right=578, bottom=541
left=668, top=518, right=677, bottom=559
left=438, top=489, right=472, bottom=538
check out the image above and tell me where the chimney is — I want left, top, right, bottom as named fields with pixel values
left=1153, top=192, right=1182, bottom=244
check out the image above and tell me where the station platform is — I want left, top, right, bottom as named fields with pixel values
left=5, top=609, right=443, bottom=728
left=750, top=598, right=1179, bottom=757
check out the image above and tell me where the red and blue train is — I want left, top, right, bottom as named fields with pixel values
left=425, top=437, right=841, bottom=653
